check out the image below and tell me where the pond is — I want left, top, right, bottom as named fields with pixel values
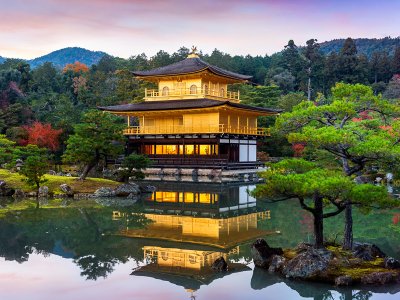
left=0, top=182, right=399, bottom=300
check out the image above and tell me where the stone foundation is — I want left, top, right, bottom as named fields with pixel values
left=143, top=167, right=267, bottom=183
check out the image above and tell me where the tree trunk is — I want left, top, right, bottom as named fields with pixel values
left=79, top=162, right=96, bottom=180
left=307, top=76, right=311, bottom=101
left=342, top=202, right=353, bottom=250
left=313, top=192, right=324, bottom=248
left=341, top=157, right=354, bottom=250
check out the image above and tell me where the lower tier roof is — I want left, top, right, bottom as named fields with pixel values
left=98, top=99, right=282, bottom=115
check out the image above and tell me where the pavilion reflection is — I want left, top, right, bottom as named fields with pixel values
left=113, top=182, right=274, bottom=292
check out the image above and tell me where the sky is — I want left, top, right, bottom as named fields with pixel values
left=1, top=0, right=400, bottom=59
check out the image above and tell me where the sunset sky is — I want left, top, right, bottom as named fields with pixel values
left=1, top=0, right=399, bottom=59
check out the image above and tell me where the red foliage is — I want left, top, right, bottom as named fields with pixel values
left=352, top=110, right=373, bottom=122
left=292, top=143, right=305, bottom=157
left=22, top=122, right=63, bottom=151
left=393, top=213, right=400, bottom=225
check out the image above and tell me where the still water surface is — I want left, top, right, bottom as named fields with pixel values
left=0, top=182, right=399, bottom=300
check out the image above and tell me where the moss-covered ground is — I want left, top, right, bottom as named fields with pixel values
left=282, top=245, right=399, bottom=284
left=0, top=169, right=119, bottom=194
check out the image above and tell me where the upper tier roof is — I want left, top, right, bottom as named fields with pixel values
left=99, top=99, right=281, bottom=114
left=132, top=57, right=252, bottom=81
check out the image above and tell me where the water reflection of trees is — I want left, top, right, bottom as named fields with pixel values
left=0, top=202, right=149, bottom=280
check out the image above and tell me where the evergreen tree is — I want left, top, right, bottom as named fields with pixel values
left=392, top=46, right=400, bottom=74
left=63, top=110, right=125, bottom=180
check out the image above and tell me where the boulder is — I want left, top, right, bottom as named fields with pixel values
left=384, top=257, right=400, bottom=269
left=211, top=257, right=227, bottom=272
left=282, top=248, right=332, bottom=279
left=353, top=243, right=386, bottom=261
left=26, top=191, right=37, bottom=197
left=38, top=186, right=49, bottom=197
left=0, top=180, right=6, bottom=189
left=294, top=242, right=313, bottom=253
left=251, top=239, right=283, bottom=269
left=335, top=275, right=353, bottom=286
left=0, top=180, right=15, bottom=196
left=48, top=170, right=56, bottom=175
left=59, top=184, right=74, bottom=197
left=361, top=272, right=399, bottom=285
left=126, top=193, right=139, bottom=200
left=268, top=255, right=287, bottom=273
left=139, top=185, right=156, bottom=193
left=13, top=189, right=26, bottom=198
left=114, top=183, right=140, bottom=197
left=93, top=187, right=116, bottom=197
left=354, top=176, right=371, bottom=184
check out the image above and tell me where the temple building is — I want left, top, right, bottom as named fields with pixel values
left=100, top=47, right=280, bottom=169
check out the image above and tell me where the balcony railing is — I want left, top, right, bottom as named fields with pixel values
left=144, top=88, right=240, bottom=102
left=123, top=124, right=270, bottom=136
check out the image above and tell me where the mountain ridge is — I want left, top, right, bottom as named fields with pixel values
left=1, top=37, right=400, bottom=68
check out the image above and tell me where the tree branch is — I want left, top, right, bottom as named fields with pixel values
left=298, top=197, right=315, bottom=214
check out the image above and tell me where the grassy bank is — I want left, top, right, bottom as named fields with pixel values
left=0, top=169, right=119, bottom=194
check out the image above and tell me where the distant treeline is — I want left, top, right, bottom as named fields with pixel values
left=1, top=37, right=400, bottom=158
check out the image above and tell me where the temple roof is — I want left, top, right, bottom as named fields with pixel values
left=132, top=57, right=252, bottom=81
left=99, top=99, right=281, bottom=114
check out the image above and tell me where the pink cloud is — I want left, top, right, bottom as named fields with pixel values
left=0, top=0, right=400, bottom=59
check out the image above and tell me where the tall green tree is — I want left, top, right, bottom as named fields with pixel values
left=338, top=38, right=359, bottom=83
left=274, top=83, right=400, bottom=249
left=392, top=46, right=400, bottom=75
left=63, top=110, right=125, bottom=180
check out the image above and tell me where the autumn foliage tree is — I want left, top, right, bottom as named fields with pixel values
left=22, top=121, right=63, bottom=151
left=62, top=61, right=89, bottom=74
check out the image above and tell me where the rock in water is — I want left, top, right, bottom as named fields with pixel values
left=384, top=257, right=400, bottom=269
left=282, top=248, right=332, bottom=279
left=38, top=186, right=49, bottom=197
left=13, top=189, right=26, bottom=198
left=251, top=239, right=283, bottom=269
left=60, top=184, right=74, bottom=197
left=94, top=187, right=116, bottom=197
left=114, top=183, right=140, bottom=197
left=361, top=272, right=399, bottom=285
left=335, top=275, right=353, bottom=286
left=211, top=257, right=227, bottom=272
left=0, top=180, right=15, bottom=196
left=268, top=255, right=287, bottom=273
left=353, top=243, right=386, bottom=261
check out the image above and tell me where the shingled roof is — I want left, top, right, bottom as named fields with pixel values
left=132, top=57, right=252, bottom=81
left=99, top=99, right=282, bottom=114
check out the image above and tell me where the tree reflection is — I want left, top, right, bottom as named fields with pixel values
left=0, top=200, right=149, bottom=280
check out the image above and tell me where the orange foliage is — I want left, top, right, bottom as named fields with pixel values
left=62, top=61, right=89, bottom=74
left=22, top=122, right=63, bottom=151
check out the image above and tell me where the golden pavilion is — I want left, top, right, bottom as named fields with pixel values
left=100, top=47, right=280, bottom=169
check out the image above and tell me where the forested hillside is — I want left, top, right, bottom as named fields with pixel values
left=319, top=37, right=400, bottom=57
left=1, top=38, right=400, bottom=159
left=27, top=47, right=106, bottom=69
